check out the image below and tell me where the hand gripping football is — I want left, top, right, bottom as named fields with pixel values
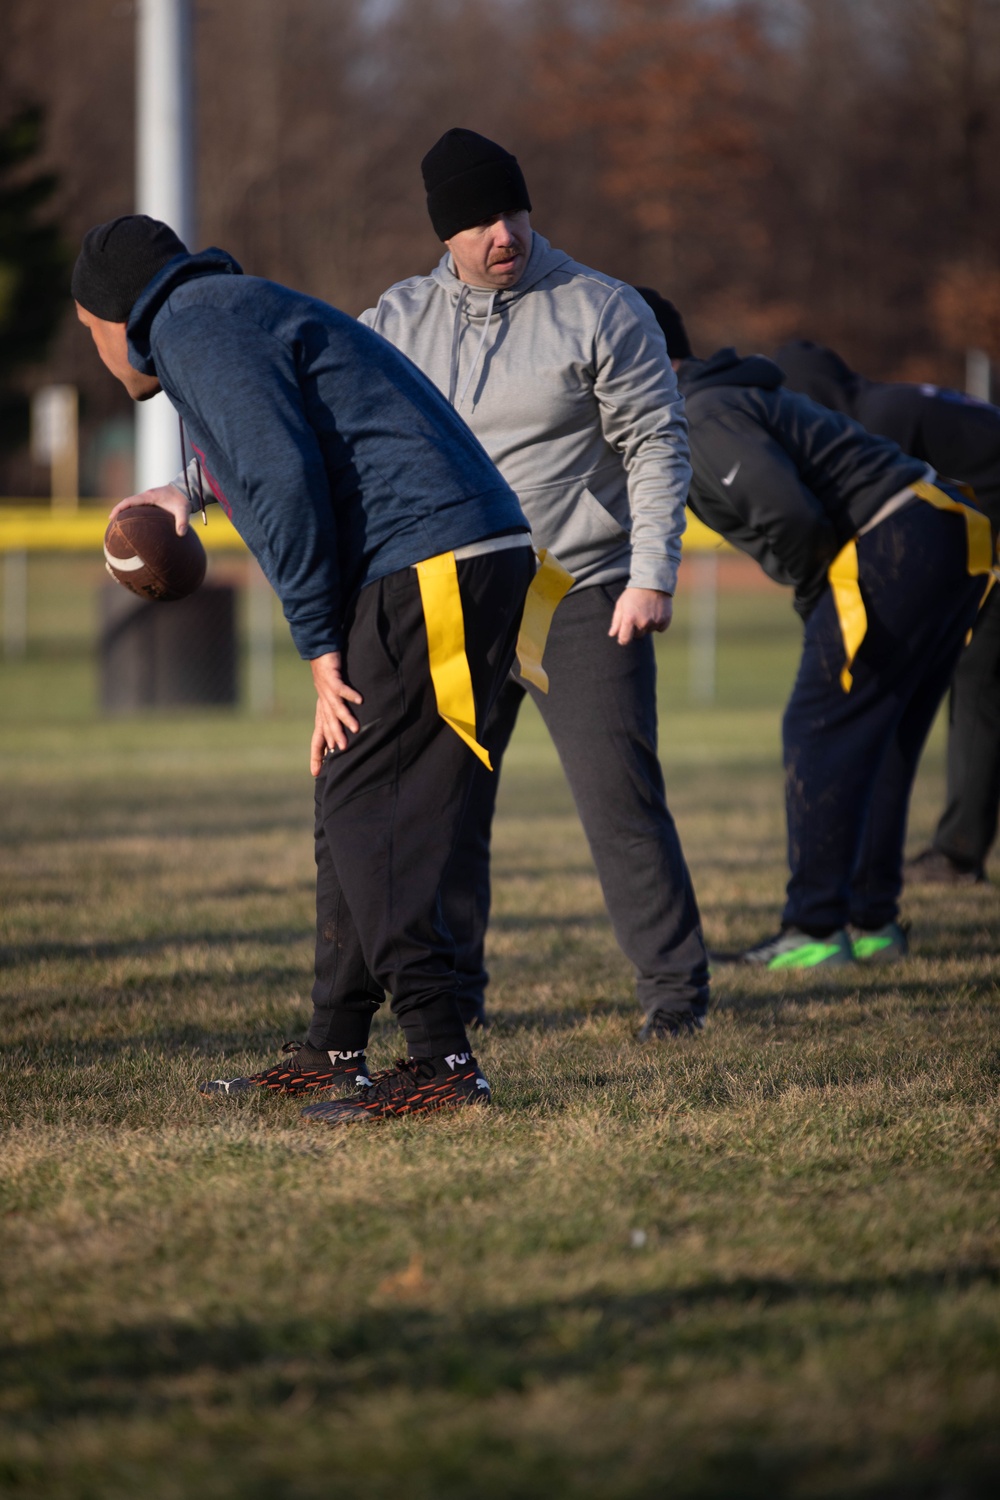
left=104, top=505, right=207, bottom=602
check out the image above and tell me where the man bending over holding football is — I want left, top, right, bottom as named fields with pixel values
left=73, top=213, right=532, bottom=1125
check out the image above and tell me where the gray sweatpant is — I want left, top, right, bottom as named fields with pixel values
left=441, top=580, right=710, bottom=1022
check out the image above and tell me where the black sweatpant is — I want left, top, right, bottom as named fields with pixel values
left=781, top=499, right=987, bottom=933
left=441, top=580, right=710, bottom=1021
left=307, top=546, right=533, bottom=1059
left=932, top=583, right=1000, bottom=871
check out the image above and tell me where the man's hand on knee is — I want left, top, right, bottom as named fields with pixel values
left=310, top=652, right=364, bottom=773
left=609, top=587, right=673, bottom=645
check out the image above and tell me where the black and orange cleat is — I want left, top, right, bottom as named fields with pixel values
left=300, top=1053, right=491, bottom=1126
left=198, top=1041, right=371, bottom=1098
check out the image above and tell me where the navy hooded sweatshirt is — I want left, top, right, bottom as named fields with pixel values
left=126, top=249, right=526, bottom=658
left=676, top=348, right=927, bottom=619
left=774, top=338, right=1000, bottom=530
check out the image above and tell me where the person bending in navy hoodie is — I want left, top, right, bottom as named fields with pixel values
left=73, top=214, right=533, bottom=1125
left=638, top=290, right=996, bottom=970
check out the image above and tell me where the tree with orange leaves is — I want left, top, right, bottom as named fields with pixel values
left=531, top=0, right=795, bottom=347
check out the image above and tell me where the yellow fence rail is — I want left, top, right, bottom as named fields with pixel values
left=0, top=505, right=248, bottom=553
left=0, top=504, right=727, bottom=555
left=0, top=502, right=729, bottom=701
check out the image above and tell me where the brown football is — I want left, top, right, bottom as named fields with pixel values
left=103, top=506, right=207, bottom=602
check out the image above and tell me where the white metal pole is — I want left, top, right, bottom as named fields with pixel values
left=135, top=0, right=195, bottom=494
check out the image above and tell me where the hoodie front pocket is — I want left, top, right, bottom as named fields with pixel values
left=520, top=479, right=630, bottom=570
left=578, top=486, right=629, bottom=542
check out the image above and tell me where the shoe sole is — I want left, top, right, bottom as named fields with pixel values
left=197, top=1074, right=372, bottom=1098
left=710, top=950, right=853, bottom=970
left=302, top=1082, right=491, bottom=1126
left=766, top=945, right=853, bottom=970
left=708, top=949, right=851, bottom=967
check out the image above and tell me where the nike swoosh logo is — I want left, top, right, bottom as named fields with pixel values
left=721, top=462, right=741, bottom=487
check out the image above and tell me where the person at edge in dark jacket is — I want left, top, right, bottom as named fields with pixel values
left=637, top=289, right=996, bottom=969
left=73, top=214, right=534, bottom=1126
left=775, top=338, right=1000, bottom=888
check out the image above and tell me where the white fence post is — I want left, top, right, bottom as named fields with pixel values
left=31, top=385, right=79, bottom=508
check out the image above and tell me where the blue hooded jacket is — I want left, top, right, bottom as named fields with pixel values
left=126, top=249, right=526, bottom=657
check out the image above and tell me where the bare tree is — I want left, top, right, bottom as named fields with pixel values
left=4, top=0, right=1000, bottom=494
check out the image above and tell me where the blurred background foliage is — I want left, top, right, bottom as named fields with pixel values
left=0, top=105, right=70, bottom=456
left=3, top=0, right=1000, bottom=494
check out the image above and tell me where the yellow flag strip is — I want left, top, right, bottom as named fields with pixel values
left=828, top=479, right=998, bottom=693
left=828, top=539, right=866, bottom=693
left=515, top=548, right=575, bottom=692
left=910, top=479, right=995, bottom=573
left=414, top=551, right=492, bottom=769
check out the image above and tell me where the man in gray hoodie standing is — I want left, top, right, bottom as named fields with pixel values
left=361, top=128, right=709, bottom=1037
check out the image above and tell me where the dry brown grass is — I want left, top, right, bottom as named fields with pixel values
left=0, top=572, right=998, bottom=1497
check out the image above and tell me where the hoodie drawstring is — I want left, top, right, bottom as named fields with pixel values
left=446, top=285, right=468, bottom=407
left=448, top=286, right=498, bottom=410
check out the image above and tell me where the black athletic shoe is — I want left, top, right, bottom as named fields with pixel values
left=198, top=1041, right=371, bottom=1097
left=638, top=1008, right=706, bottom=1041
left=904, top=847, right=986, bottom=887
left=301, top=1053, right=491, bottom=1126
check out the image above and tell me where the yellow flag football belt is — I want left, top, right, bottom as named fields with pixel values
left=513, top=548, right=575, bottom=692
left=414, top=547, right=575, bottom=770
left=828, top=479, right=998, bottom=693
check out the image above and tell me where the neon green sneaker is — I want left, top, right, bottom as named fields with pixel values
left=737, top=926, right=854, bottom=970
left=850, top=920, right=909, bottom=963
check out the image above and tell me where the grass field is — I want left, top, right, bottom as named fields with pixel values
left=1, top=555, right=998, bottom=1497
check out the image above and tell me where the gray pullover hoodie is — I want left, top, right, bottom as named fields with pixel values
left=360, top=232, right=690, bottom=595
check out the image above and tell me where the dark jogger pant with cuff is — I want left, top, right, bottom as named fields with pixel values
left=308, top=547, right=533, bottom=1059
left=781, top=500, right=987, bottom=934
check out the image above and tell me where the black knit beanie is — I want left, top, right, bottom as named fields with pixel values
left=421, top=128, right=531, bottom=241
left=635, top=287, right=693, bottom=361
left=72, top=215, right=188, bottom=321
